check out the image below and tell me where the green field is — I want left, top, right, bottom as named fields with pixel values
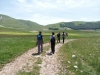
left=58, top=34, right=100, bottom=75
left=0, top=30, right=100, bottom=75
left=0, top=34, right=50, bottom=69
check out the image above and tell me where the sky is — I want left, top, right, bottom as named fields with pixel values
left=0, top=0, right=100, bottom=25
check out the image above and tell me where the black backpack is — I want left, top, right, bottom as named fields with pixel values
left=62, top=33, right=65, bottom=37
left=51, top=36, right=55, bottom=42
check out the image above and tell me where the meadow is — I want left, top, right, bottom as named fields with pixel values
left=0, top=30, right=100, bottom=75
left=58, top=31, right=100, bottom=75
left=0, top=33, right=50, bottom=69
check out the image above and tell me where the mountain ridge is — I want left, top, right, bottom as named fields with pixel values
left=0, top=14, right=44, bottom=31
left=0, top=14, right=100, bottom=31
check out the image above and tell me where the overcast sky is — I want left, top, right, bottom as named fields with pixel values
left=0, top=0, right=100, bottom=25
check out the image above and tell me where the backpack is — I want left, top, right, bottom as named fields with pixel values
left=62, top=33, right=65, bottom=37
left=51, top=36, right=55, bottom=42
left=37, top=34, right=42, bottom=40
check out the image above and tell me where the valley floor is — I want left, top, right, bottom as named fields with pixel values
left=0, top=39, right=74, bottom=75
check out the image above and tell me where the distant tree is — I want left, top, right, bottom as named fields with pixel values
left=48, top=27, right=59, bottom=30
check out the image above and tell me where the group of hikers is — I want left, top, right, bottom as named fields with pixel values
left=36, top=31, right=68, bottom=54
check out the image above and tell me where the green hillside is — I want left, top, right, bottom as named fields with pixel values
left=46, top=21, right=100, bottom=30
left=0, top=14, right=44, bottom=31
left=17, top=20, right=44, bottom=31
left=0, top=14, right=100, bottom=31
left=45, top=23, right=62, bottom=30
left=0, top=27, right=28, bottom=33
left=73, top=21, right=86, bottom=26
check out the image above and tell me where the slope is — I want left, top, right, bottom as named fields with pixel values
left=0, top=14, right=44, bottom=31
left=45, top=21, right=100, bottom=30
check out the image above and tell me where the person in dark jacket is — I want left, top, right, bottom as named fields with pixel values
left=50, top=32, right=56, bottom=54
left=57, top=32, right=60, bottom=43
left=62, top=32, right=66, bottom=43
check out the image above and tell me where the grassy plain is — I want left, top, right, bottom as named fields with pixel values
left=0, top=29, right=100, bottom=75
left=0, top=33, right=50, bottom=69
left=58, top=31, right=100, bottom=75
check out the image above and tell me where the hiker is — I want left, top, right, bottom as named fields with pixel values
left=66, top=32, right=68, bottom=36
left=62, top=32, right=66, bottom=43
left=36, top=31, right=44, bottom=54
left=57, top=32, right=60, bottom=43
left=50, top=32, right=56, bottom=54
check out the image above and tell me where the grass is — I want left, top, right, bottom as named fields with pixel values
left=0, top=30, right=99, bottom=69
left=0, top=34, right=50, bottom=69
left=58, top=37, right=100, bottom=75
left=0, top=30, right=100, bottom=74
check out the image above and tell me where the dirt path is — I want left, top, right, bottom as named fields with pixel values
left=0, top=39, right=74, bottom=75
left=40, top=39, right=74, bottom=75
left=0, top=43, right=49, bottom=75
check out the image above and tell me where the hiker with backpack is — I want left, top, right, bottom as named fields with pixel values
left=57, top=32, right=60, bottom=43
left=66, top=32, right=68, bottom=36
left=50, top=32, right=56, bottom=54
left=36, top=31, right=44, bottom=54
left=62, top=32, right=66, bottom=43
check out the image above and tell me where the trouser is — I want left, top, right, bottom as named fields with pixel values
left=62, top=37, right=65, bottom=43
left=51, top=42, right=55, bottom=54
left=37, top=40, right=43, bottom=53
left=57, top=37, right=60, bottom=43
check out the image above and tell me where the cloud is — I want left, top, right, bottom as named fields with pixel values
left=13, top=0, right=100, bottom=13
left=29, top=14, right=71, bottom=25
left=13, top=0, right=33, bottom=13
left=81, top=18, right=87, bottom=20
left=9, top=0, right=100, bottom=25
left=16, top=0, right=26, bottom=3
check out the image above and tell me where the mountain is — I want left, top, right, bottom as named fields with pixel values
left=45, top=21, right=100, bottom=30
left=0, top=14, right=100, bottom=31
left=0, top=14, right=44, bottom=31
